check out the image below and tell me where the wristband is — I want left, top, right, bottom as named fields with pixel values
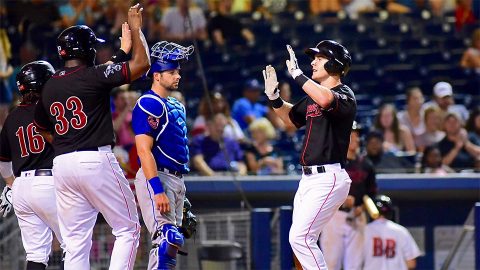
left=148, top=176, right=164, bottom=194
left=269, top=97, right=284, bottom=109
left=110, top=49, right=128, bottom=63
left=294, top=74, right=309, bottom=87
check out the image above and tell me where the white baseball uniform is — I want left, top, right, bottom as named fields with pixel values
left=12, top=170, right=65, bottom=266
left=362, top=218, right=421, bottom=270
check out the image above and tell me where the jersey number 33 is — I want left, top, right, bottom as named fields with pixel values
left=49, top=96, right=88, bottom=135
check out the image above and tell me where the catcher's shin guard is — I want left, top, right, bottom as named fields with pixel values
left=26, top=261, right=46, bottom=270
left=153, top=224, right=185, bottom=269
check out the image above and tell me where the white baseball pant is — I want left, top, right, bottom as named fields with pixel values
left=134, top=167, right=186, bottom=270
left=53, top=146, right=140, bottom=270
left=12, top=171, right=65, bottom=266
left=320, top=210, right=366, bottom=270
left=289, top=164, right=351, bottom=270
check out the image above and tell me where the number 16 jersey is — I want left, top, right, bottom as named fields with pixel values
left=34, top=63, right=131, bottom=156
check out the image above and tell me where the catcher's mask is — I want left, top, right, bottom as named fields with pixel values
left=148, top=41, right=194, bottom=77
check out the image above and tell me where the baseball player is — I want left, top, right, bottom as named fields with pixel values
left=320, top=121, right=377, bottom=270
left=362, top=195, right=422, bottom=270
left=0, top=61, right=65, bottom=270
left=132, top=40, right=193, bottom=270
left=33, top=5, right=150, bottom=270
left=263, top=40, right=356, bottom=269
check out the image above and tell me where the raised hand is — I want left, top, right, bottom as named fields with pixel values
left=286, top=45, right=303, bottom=79
left=120, top=22, right=132, bottom=54
left=262, top=65, right=279, bottom=100
left=128, top=3, right=143, bottom=31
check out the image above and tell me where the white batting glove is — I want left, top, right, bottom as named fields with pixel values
left=262, top=65, right=280, bottom=100
left=0, top=186, right=12, bottom=218
left=286, top=45, right=303, bottom=79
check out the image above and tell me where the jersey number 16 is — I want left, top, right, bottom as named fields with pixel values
left=49, top=96, right=88, bottom=135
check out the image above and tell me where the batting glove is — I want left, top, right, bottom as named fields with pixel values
left=286, top=45, right=303, bottom=79
left=262, top=65, right=279, bottom=100
left=0, top=186, right=12, bottom=217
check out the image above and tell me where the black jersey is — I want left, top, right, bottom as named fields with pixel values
left=345, top=156, right=377, bottom=207
left=289, top=84, right=356, bottom=167
left=34, top=63, right=130, bottom=156
left=0, top=104, right=55, bottom=176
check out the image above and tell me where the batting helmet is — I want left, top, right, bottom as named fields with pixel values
left=148, top=41, right=194, bottom=77
left=16, top=61, right=55, bottom=95
left=56, top=25, right=105, bottom=66
left=373, top=194, right=394, bottom=219
left=305, top=40, right=352, bottom=77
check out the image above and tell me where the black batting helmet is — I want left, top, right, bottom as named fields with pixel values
left=56, top=25, right=105, bottom=66
left=373, top=194, right=394, bottom=219
left=16, top=61, right=55, bottom=96
left=305, top=40, right=352, bottom=77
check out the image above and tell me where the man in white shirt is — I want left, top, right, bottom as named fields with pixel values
left=362, top=195, right=422, bottom=270
left=422, top=81, right=469, bottom=123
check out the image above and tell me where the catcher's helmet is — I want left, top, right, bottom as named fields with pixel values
left=374, top=194, right=394, bottom=219
left=148, top=41, right=194, bottom=77
left=16, top=61, right=55, bottom=95
left=56, top=25, right=104, bottom=66
left=305, top=40, right=352, bottom=77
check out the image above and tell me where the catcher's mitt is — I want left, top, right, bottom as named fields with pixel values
left=180, top=197, right=197, bottom=239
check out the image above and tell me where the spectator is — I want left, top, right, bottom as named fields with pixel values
left=191, top=113, right=247, bottom=176
left=423, top=81, right=469, bottom=124
left=160, top=0, right=208, bottom=42
left=364, top=131, right=414, bottom=173
left=343, top=0, right=376, bottom=18
left=244, top=118, right=284, bottom=175
left=460, top=28, right=480, bottom=73
left=112, top=87, right=135, bottom=148
left=58, top=0, right=96, bottom=27
left=373, top=103, right=416, bottom=154
left=397, top=87, right=426, bottom=149
left=143, top=0, right=171, bottom=41
left=0, top=27, right=13, bottom=104
left=192, top=91, right=245, bottom=141
left=208, top=0, right=255, bottom=50
left=310, top=0, right=343, bottom=15
left=231, top=78, right=269, bottom=130
left=438, top=113, right=480, bottom=171
left=417, top=106, right=445, bottom=152
left=455, top=0, right=477, bottom=30
left=421, top=145, right=455, bottom=174
left=466, top=106, right=480, bottom=146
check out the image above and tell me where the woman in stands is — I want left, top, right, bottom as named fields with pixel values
left=244, top=118, right=284, bottom=175
left=373, top=103, right=416, bottom=154
left=460, top=28, right=480, bottom=73
left=397, top=87, right=426, bottom=150
left=417, top=106, right=445, bottom=152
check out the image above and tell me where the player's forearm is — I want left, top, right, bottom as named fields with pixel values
left=0, top=161, right=14, bottom=187
left=128, top=28, right=150, bottom=80
left=193, top=155, right=215, bottom=176
left=406, top=258, right=417, bottom=270
left=137, top=149, right=158, bottom=180
left=302, top=79, right=334, bottom=108
left=272, top=102, right=296, bottom=129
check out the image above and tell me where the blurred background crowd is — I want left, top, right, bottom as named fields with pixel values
left=0, top=0, right=479, bottom=177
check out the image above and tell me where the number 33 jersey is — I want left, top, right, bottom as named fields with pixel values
left=0, top=104, right=55, bottom=176
left=34, top=63, right=131, bottom=156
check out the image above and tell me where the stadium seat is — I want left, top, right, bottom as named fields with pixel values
left=197, top=241, right=243, bottom=270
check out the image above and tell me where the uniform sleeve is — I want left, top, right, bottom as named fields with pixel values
left=132, top=106, right=156, bottom=137
left=322, top=89, right=356, bottom=118
left=132, top=95, right=166, bottom=137
left=0, top=124, right=11, bottom=161
left=288, top=96, right=307, bottom=128
left=89, top=62, right=131, bottom=90
left=401, top=228, right=422, bottom=260
left=33, top=99, right=53, bottom=132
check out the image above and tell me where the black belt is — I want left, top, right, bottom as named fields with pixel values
left=76, top=147, right=99, bottom=152
left=158, top=167, right=183, bottom=178
left=35, top=169, right=52, bottom=176
left=302, top=165, right=327, bottom=175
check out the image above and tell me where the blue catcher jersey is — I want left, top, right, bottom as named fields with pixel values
left=132, top=90, right=189, bottom=173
